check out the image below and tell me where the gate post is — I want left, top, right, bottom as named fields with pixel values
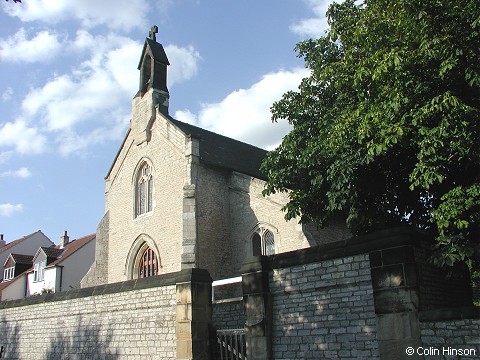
left=176, top=268, right=212, bottom=360
left=241, top=256, right=272, bottom=360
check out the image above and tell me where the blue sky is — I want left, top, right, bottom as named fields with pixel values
left=0, top=0, right=332, bottom=244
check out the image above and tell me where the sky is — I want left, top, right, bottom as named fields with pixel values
left=0, top=0, right=333, bottom=244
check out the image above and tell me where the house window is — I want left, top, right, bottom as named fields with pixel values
left=138, top=247, right=158, bottom=278
left=136, top=162, right=153, bottom=217
left=3, top=267, right=14, bottom=281
left=33, top=263, right=39, bottom=282
left=33, top=260, right=46, bottom=282
left=252, top=227, right=275, bottom=256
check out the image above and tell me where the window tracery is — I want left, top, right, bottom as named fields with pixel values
left=138, top=247, right=158, bottom=278
left=251, top=226, right=276, bottom=256
left=135, top=162, right=153, bottom=217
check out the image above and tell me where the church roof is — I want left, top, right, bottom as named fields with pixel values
left=169, top=117, right=268, bottom=180
left=137, top=38, right=170, bottom=68
left=107, top=118, right=268, bottom=180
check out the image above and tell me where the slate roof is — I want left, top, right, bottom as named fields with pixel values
left=0, top=230, right=53, bottom=255
left=10, top=254, right=33, bottom=265
left=169, top=117, right=268, bottom=180
left=137, top=38, right=170, bottom=67
left=107, top=118, right=269, bottom=181
left=41, top=247, right=64, bottom=260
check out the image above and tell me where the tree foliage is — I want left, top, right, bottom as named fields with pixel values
left=262, top=0, right=480, bottom=275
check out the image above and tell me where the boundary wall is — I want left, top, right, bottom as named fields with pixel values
left=1, top=228, right=478, bottom=360
left=239, top=227, right=476, bottom=360
left=0, top=269, right=212, bottom=360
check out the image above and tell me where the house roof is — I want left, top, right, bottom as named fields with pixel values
left=46, top=233, right=96, bottom=268
left=27, top=233, right=96, bottom=273
left=40, top=246, right=64, bottom=260
left=10, top=254, right=33, bottom=265
left=0, top=230, right=53, bottom=255
left=169, top=117, right=268, bottom=180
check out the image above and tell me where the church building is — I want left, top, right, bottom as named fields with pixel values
left=82, top=27, right=349, bottom=287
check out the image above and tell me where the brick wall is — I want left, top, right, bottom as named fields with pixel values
left=0, top=276, right=177, bottom=359
left=269, top=254, right=379, bottom=359
left=212, top=300, right=245, bottom=330
left=419, top=308, right=480, bottom=359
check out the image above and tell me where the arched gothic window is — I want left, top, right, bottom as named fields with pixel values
left=136, top=162, right=153, bottom=217
left=252, top=227, right=275, bottom=256
left=138, top=247, right=158, bottom=278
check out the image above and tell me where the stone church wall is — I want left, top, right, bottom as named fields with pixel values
left=104, top=106, right=186, bottom=283
left=195, top=165, right=350, bottom=280
left=81, top=211, right=110, bottom=287
left=196, top=164, right=231, bottom=279
left=228, top=172, right=334, bottom=276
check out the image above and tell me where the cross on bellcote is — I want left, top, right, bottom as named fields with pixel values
left=149, top=25, right=158, bottom=42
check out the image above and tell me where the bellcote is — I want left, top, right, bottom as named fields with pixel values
left=136, top=25, right=170, bottom=115
left=132, top=26, right=170, bottom=145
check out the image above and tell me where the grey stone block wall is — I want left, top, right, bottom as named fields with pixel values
left=0, top=282, right=176, bottom=359
left=269, top=254, right=379, bottom=359
left=212, top=299, right=245, bottom=330
left=420, top=308, right=480, bottom=360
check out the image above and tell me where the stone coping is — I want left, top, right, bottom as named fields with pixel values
left=212, top=297, right=243, bottom=304
left=241, top=226, right=432, bottom=272
left=419, top=306, right=480, bottom=322
left=0, top=268, right=211, bottom=310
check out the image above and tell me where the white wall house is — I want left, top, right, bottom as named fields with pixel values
left=0, top=231, right=53, bottom=281
left=26, top=233, right=95, bottom=296
left=0, top=275, right=26, bottom=301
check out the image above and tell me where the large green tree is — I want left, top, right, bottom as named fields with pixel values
left=262, top=0, right=480, bottom=275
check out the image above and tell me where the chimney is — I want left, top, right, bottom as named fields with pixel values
left=0, top=234, right=5, bottom=247
left=60, top=231, right=70, bottom=249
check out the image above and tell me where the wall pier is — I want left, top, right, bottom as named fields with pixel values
left=176, top=268, right=213, bottom=360
left=241, top=256, right=273, bottom=360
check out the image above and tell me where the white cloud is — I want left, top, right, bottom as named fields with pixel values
left=290, top=0, right=333, bottom=38
left=0, top=120, right=47, bottom=155
left=0, top=28, right=62, bottom=63
left=0, top=151, right=13, bottom=164
left=0, top=203, right=23, bottom=217
left=2, top=87, right=13, bottom=102
left=0, top=167, right=32, bottom=178
left=174, top=68, right=309, bottom=150
left=15, top=31, right=202, bottom=156
left=21, top=35, right=139, bottom=135
left=165, top=45, right=202, bottom=86
left=2, top=0, right=150, bottom=31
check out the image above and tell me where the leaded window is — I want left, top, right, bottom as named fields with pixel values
left=136, top=162, right=153, bottom=217
left=252, top=227, right=276, bottom=256
left=138, top=247, right=158, bottom=278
